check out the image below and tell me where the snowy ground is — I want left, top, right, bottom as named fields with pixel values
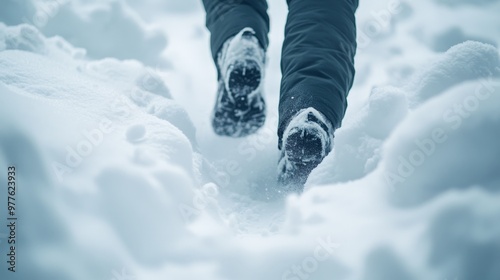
left=1, top=0, right=500, bottom=279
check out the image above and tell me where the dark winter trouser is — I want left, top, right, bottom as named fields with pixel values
left=202, top=0, right=358, bottom=148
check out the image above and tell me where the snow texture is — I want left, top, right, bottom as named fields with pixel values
left=1, top=0, right=500, bottom=279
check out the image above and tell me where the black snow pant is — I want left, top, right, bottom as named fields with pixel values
left=202, top=0, right=358, bottom=149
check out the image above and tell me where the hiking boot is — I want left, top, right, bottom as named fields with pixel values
left=277, top=108, right=334, bottom=192
left=212, top=27, right=266, bottom=137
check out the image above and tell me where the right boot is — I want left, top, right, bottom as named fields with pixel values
left=277, top=108, right=335, bottom=193
left=212, top=27, right=266, bottom=137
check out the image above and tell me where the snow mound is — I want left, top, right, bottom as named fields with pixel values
left=382, top=78, right=500, bottom=207
left=309, top=40, right=499, bottom=186
left=0, top=0, right=168, bottom=66
left=406, top=41, right=500, bottom=107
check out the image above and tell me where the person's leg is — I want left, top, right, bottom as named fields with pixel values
left=203, top=0, right=271, bottom=137
left=277, top=0, right=358, bottom=189
left=203, top=0, right=270, bottom=72
left=279, top=0, right=358, bottom=145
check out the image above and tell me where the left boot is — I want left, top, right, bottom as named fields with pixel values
left=212, top=27, right=267, bottom=137
left=277, top=107, right=334, bottom=192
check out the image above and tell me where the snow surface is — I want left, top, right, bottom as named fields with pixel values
left=1, top=0, right=500, bottom=279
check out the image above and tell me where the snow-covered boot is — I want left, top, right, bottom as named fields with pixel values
left=277, top=108, right=334, bottom=192
left=212, top=27, right=266, bottom=137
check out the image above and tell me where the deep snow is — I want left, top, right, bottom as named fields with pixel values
left=1, top=0, right=500, bottom=280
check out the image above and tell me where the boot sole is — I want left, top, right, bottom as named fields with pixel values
left=212, top=61, right=266, bottom=137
